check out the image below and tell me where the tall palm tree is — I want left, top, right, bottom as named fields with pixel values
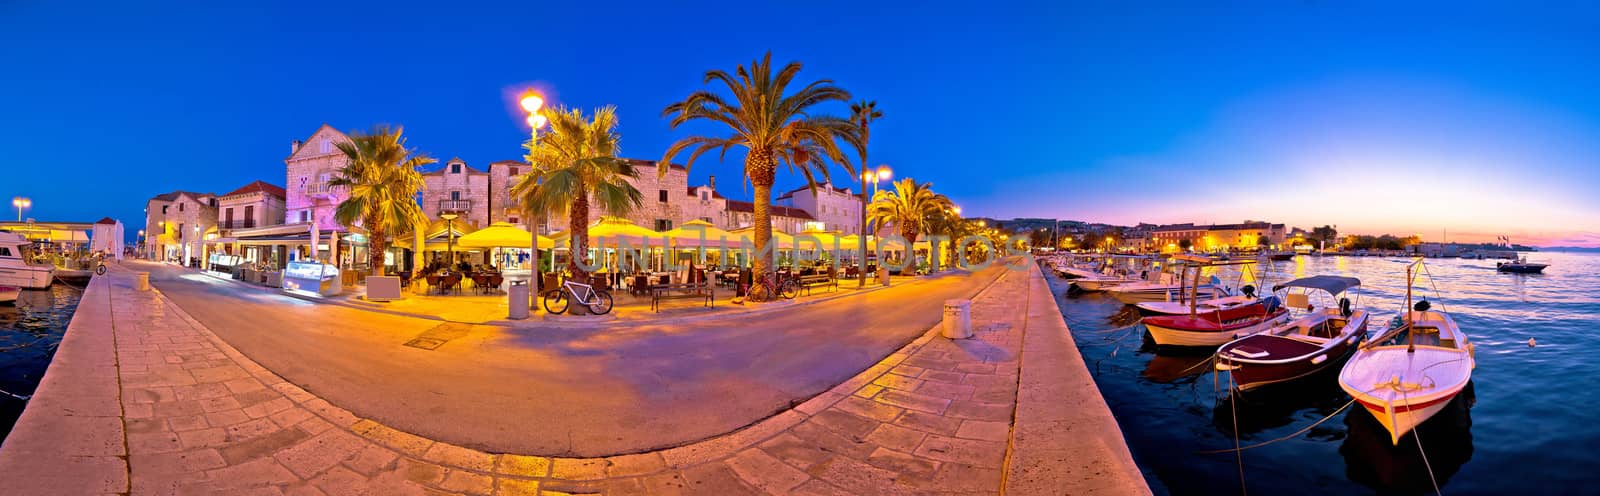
left=513, top=105, right=642, bottom=285
left=925, top=208, right=973, bottom=270
left=329, top=125, right=434, bottom=277
left=867, top=178, right=952, bottom=275
left=844, top=100, right=883, bottom=285
left=660, top=53, right=857, bottom=283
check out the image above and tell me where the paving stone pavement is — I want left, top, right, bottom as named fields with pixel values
left=0, top=263, right=1095, bottom=495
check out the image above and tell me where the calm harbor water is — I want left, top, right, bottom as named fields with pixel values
left=0, top=285, right=81, bottom=442
left=1050, top=251, right=1600, bottom=495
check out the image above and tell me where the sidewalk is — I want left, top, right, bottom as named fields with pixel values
left=0, top=264, right=1146, bottom=495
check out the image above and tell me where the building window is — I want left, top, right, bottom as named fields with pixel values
left=509, top=217, right=519, bottom=224
left=658, top=190, right=668, bottom=203
left=244, top=206, right=254, bottom=226
left=224, top=208, right=234, bottom=227
left=451, top=163, right=461, bottom=174
left=655, top=219, right=672, bottom=231
left=178, top=202, right=184, bottom=212
left=300, top=210, right=309, bottom=222
left=509, top=167, right=518, bottom=175
left=320, top=140, right=332, bottom=153
left=451, top=191, right=461, bottom=200
left=161, top=205, right=168, bottom=214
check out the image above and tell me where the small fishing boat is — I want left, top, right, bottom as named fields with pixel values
left=1340, top=259, right=1475, bottom=445
left=1268, top=251, right=1295, bottom=261
left=0, top=232, right=54, bottom=289
left=1108, top=280, right=1224, bottom=304
left=1136, top=288, right=1256, bottom=317
left=1140, top=255, right=1290, bottom=347
left=1496, top=257, right=1548, bottom=274
left=1215, top=275, right=1368, bottom=391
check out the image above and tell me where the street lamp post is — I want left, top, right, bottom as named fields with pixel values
left=440, top=213, right=458, bottom=270
left=12, top=197, right=30, bottom=222
left=520, top=90, right=548, bottom=299
left=865, top=165, right=891, bottom=286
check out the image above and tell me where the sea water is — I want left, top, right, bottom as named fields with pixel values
left=1051, top=252, right=1600, bottom=495
left=0, top=284, right=82, bottom=441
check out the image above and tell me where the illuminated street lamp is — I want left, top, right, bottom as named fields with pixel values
left=12, top=197, right=30, bottom=222
left=519, top=89, right=550, bottom=297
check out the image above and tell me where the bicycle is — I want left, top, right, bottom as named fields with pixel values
left=745, top=270, right=799, bottom=302
left=542, top=279, right=614, bottom=315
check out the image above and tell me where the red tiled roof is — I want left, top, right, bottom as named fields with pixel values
left=151, top=190, right=213, bottom=202
left=724, top=200, right=815, bottom=220
left=775, top=183, right=853, bottom=200
left=686, top=187, right=725, bottom=199
left=95, top=217, right=117, bottom=225
left=222, top=180, right=286, bottom=199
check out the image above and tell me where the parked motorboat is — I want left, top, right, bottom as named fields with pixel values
left=1267, top=251, right=1295, bottom=261
left=1340, top=260, right=1475, bottom=445
left=1140, top=255, right=1290, bottom=347
left=1137, top=289, right=1256, bottom=317
left=1108, top=280, right=1225, bottom=304
left=0, top=285, right=17, bottom=305
left=1215, top=275, right=1368, bottom=391
left=1496, top=257, right=1548, bottom=274
left=0, top=232, right=54, bottom=289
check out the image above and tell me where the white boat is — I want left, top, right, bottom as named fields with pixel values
left=1136, top=293, right=1256, bottom=316
left=1339, top=260, right=1474, bottom=445
left=0, top=232, right=53, bottom=289
left=1108, top=282, right=1225, bottom=304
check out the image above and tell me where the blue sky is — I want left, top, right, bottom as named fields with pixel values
left=3, top=2, right=1599, bottom=245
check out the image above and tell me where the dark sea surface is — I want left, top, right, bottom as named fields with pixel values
left=0, top=284, right=82, bottom=442
left=1049, top=252, right=1599, bottom=496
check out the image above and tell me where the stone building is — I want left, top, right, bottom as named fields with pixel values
left=775, top=181, right=862, bottom=233
left=217, top=180, right=286, bottom=232
left=143, top=190, right=218, bottom=264
left=421, top=158, right=491, bottom=228
left=283, top=124, right=353, bottom=230
left=721, top=201, right=814, bottom=234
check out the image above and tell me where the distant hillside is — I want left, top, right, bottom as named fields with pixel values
left=1543, top=246, right=1600, bottom=253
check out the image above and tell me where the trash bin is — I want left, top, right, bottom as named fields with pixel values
left=508, top=282, right=529, bottom=320
left=136, top=272, right=150, bottom=291
left=942, top=299, right=972, bottom=339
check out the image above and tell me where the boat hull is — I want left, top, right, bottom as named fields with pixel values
left=1110, top=286, right=1222, bottom=304
left=1145, top=310, right=1290, bottom=348
left=0, top=265, right=53, bottom=289
left=1219, top=335, right=1359, bottom=391
left=1496, top=264, right=1547, bottom=273
left=0, top=286, right=17, bottom=305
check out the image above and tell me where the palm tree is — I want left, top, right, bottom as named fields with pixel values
left=867, top=178, right=952, bottom=274
left=513, top=105, right=642, bottom=285
left=328, top=125, right=434, bottom=277
left=844, top=100, right=883, bottom=285
left=661, top=53, right=857, bottom=283
left=924, top=207, right=971, bottom=271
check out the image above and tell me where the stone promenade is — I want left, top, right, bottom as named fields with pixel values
left=0, top=263, right=1147, bottom=495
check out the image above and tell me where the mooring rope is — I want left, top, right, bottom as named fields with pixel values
left=1401, top=389, right=1443, bottom=495
left=1197, top=398, right=1356, bottom=455
left=0, top=387, right=30, bottom=401
left=1228, top=373, right=1247, bottom=496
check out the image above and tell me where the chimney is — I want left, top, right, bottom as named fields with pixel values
left=709, top=175, right=716, bottom=190
left=292, top=140, right=302, bottom=154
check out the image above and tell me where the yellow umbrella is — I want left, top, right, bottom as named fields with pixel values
left=840, top=234, right=877, bottom=251
left=794, top=228, right=847, bottom=251
left=664, top=219, right=740, bottom=248
left=456, top=222, right=553, bottom=249
left=727, top=227, right=796, bottom=249
left=551, top=216, right=669, bottom=248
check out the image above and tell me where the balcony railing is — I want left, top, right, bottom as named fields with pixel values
left=222, top=220, right=257, bottom=230
left=439, top=200, right=472, bottom=213
left=304, top=182, right=340, bottom=196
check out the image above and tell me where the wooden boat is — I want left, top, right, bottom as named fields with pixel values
left=1339, top=259, right=1475, bottom=445
left=1143, top=300, right=1290, bottom=347
left=1108, top=282, right=1223, bottom=303
left=0, top=232, right=54, bottom=289
left=1496, top=257, right=1548, bottom=273
left=1215, top=275, right=1368, bottom=391
left=0, top=285, right=17, bottom=305
left=1140, top=255, right=1288, bottom=347
left=1136, top=292, right=1255, bottom=316
left=1268, top=251, right=1295, bottom=261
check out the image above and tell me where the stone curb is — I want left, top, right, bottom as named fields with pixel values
left=138, top=266, right=1014, bottom=490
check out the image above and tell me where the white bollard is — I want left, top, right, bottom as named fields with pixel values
left=136, top=272, right=150, bottom=291
left=942, top=299, right=972, bottom=339
left=507, top=283, right=530, bottom=320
